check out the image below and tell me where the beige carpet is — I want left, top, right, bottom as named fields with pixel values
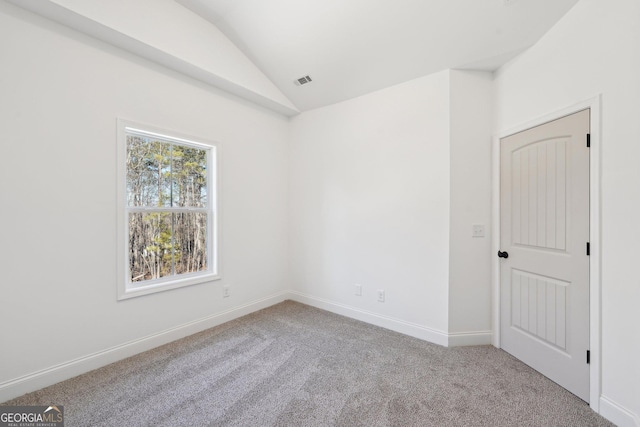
left=3, top=301, right=613, bottom=426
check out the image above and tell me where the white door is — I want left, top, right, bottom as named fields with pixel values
left=500, top=109, right=590, bottom=402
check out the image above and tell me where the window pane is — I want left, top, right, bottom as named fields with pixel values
left=173, top=212, right=208, bottom=275
left=129, top=212, right=173, bottom=282
left=172, top=146, right=207, bottom=207
left=122, top=124, right=215, bottom=296
left=126, top=136, right=171, bottom=207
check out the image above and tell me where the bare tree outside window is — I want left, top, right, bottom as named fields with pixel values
left=125, top=133, right=210, bottom=284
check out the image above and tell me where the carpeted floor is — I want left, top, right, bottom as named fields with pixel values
left=3, top=301, right=613, bottom=426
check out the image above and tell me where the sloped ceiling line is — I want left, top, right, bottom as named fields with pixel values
left=7, top=0, right=580, bottom=115
left=178, top=0, right=580, bottom=111
left=6, top=0, right=300, bottom=116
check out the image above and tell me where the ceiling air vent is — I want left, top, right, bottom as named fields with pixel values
left=294, top=75, right=313, bottom=86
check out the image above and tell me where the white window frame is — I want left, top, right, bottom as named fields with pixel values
left=116, top=119, right=220, bottom=300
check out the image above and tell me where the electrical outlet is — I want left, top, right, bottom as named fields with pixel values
left=355, top=284, right=362, bottom=296
left=223, top=285, right=230, bottom=298
left=472, top=224, right=485, bottom=238
left=377, top=289, right=385, bottom=302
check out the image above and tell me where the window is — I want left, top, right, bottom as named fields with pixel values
left=117, top=120, right=219, bottom=299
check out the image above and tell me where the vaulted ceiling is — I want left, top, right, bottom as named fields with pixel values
left=8, top=0, right=580, bottom=114
left=178, top=0, right=580, bottom=111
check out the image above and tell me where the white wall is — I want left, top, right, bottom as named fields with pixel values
left=448, top=70, right=493, bottom=337
left=288, top=70, right=494, bottom=346
left=494, top=0, right=640, bottom=424
left=289, top=71, right=452, bottom=338
left=0, top=2, right=289, bottom=399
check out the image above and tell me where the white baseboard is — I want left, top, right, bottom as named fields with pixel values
left=600, top=395, right=640, bottom=427
left=447, top=331, right=493, bottom=346
left=0, top=291, right=289, bottom=403
left=288, top=291, right=450, bottom=347
left=0, top=290, right=538, bottom=405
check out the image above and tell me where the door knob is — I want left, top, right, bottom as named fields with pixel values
left=498, top=251, right=509, bottom=259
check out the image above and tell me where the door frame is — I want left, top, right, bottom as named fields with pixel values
left=491, top=95, right=602, bottom=410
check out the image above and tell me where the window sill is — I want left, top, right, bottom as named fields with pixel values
left=117, top=272, right=221, bottom=300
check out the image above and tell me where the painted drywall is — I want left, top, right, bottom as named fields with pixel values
left=289, top=71, right=451, bottom=335
left=7, top=0, right=299, bottom=115
left=448, top=70, right=493, bottom=335
left=288, top=70, right=495, bottom=344
left=494, top=0, right=640, bottom=423
left=0, top=1, right=289, bottom=395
